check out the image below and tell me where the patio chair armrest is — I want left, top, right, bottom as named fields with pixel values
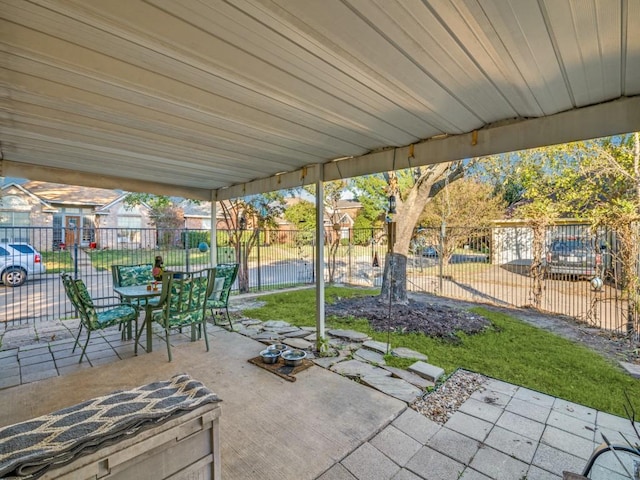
left=95, top=301, right=140, bottom=311
left=93, top=295, right=123, bottom=303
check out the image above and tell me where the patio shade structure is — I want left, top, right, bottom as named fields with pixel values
left=1, top=0, right=640, bottom=339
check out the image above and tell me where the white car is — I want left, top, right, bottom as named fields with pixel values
left=0, top=242, right=47, bottom=287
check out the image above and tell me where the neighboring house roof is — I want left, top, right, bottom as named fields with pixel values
left=335, top=199, right=361, bottom=210
left=22, top=181, right=121, bottom=206
left=1, top=182, right=56, bottom=211
left=177, top=200, right=217, bottom=218
left=95, top=194, right=152, bottom=215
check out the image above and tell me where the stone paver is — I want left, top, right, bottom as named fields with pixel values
left=470, top=389, right=511, bottom=409
left=427, top=427, right=480, bottom=465
left=391, top=469, right=422, bottom=480
left=392, top=409, right=441, bottom=444
left=495, top=410, right=545, bottom=442
left=546, top=410, right=596, bottom=442
left=407, top=361, right=443, bottom=382
left=312, top=356, right=343, bottom=369
left=363, top=340, right=390, bottom=354
left=481, top=378, right=519, bottom=396
left=20, top=361, right=56, bottom=375
left=361, top=375, right=422, bottom=403
left=506, top=397, right=551, bottom=424
left=458, top=397, right=504, bottom=423
left=526, top=465, right=562, bottom=479
left=531, top=443, right=585, bottom=477
left=371, top=425, right=422, bottom=466
left=552, top=398, right=597, bottom=423
left=0, top=376, right=21, bottom=389
left=459, top=469, right=492, bottom=480
left=21, top=368, right=58, bottom=383
left=282, top=338, right=312, bottom=349
left=330, top=359, right=391, bottom=378
left=405, top=447, right=465, bottom=480
left=391, top=347, right=427, bottom=361
left=596, top=410, right=638, bottom=436
left=469, top=446, right=528, bottom=480
left=541, top=426, right=597, bottom=460
left=327, top=329, right=370, bottom=341
left=513, top=387, right=555, bottom=408
left=483, top=425, right=538, bottom=464
left=354, top=348, right=386, bottom=365
left=240, top=319, right=262, bottom=326
left=342, top=442, right=400, bottom=480
left=316, top=464, right=357, bottom=480
left=262, top=320, right=290, bottom=328
left=382, top=366, right=434, bottom=389
left=17, top=347, right=51, bottom=358
left=282, top=329, right=311, bottom=338
left=252, top=332, right=282, bottom=341
left=445, top=412, right=493, bottom=442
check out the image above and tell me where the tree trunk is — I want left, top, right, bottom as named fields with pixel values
left=328, top=230, right=340, bottom=283
left=236, top=241, right=250, bottom=293
left=529, top=223, right=546, bottom=309
left=379, top=253, right=408, bottom=304
left=379, top=161, right=465, bottom=303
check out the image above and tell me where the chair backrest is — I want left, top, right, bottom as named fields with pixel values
left=73, top=278, right=99, bottom=330
left=158, top=268, right=216, bottom=326
left=61, top=273, right=84, bottom=315
left=62, top=275, right=98, bottom=329
left=111, top=264, right=154, bottom=288
left=209, top=263, right=239, bottom=304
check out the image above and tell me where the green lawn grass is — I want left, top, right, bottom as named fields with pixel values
left=87, top=249, right=215, bottom=271
left=41, top=251, right=74, bottom=274
left=241, top=286, right=640, bottom=417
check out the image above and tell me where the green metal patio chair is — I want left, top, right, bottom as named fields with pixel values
left=206, top=263, right=239, bottom=330
left=112, top=262, right=155, bottom=295
left=61, top=273, right=139, bottom=363
left=141, top=268, right=216, bottom=362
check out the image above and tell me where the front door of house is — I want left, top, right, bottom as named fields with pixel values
left=65, top=216, right=81, bottom=246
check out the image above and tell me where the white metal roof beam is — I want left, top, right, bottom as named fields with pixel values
left=217, top=96, right=640, bottom=200
left=3, top=96, right=638, bottom=202
left=0, top=159, right=211, bottom=201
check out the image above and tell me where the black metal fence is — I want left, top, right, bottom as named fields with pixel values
left=1, top=225, right=637, bottom=337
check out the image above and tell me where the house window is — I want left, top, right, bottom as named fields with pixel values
left=0, top=195, right=31, bottom=242
left=82, top=215, right=96, bottom=242
left=117, top=205, right=142, bottom=244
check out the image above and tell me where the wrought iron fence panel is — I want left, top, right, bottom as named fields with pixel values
left=0, top=224, right=635, bottom=338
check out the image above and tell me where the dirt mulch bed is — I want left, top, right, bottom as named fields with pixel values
left=326, top=295, right=490, bottom=341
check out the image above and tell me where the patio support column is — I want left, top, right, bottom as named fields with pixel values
left=210, top=191, right=217, bottom=267
left=315, top=165, right=325, bottom=348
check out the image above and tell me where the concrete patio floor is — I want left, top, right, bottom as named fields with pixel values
left=0, top=321, right=638, bottom=479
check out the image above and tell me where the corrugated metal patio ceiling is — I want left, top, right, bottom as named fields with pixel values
left=1, top=0, right=639, bottom=201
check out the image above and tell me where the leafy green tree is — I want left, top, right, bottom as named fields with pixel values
left=352, top=211, right=378, bottom=245
left=123, top=193, right=185, bottom=246
left=283, top=200, right=315, bottom=230
left=350, top=162, right=468, bottom=303
left=552, top=133, right=640, bottom=333
left=418, top=178, right=505, bottom=262
left=480, top=149, right=561, bottom=308
left=219, top=192, right=286, bottom=293
left=301, top=180, right=350, bottom=283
